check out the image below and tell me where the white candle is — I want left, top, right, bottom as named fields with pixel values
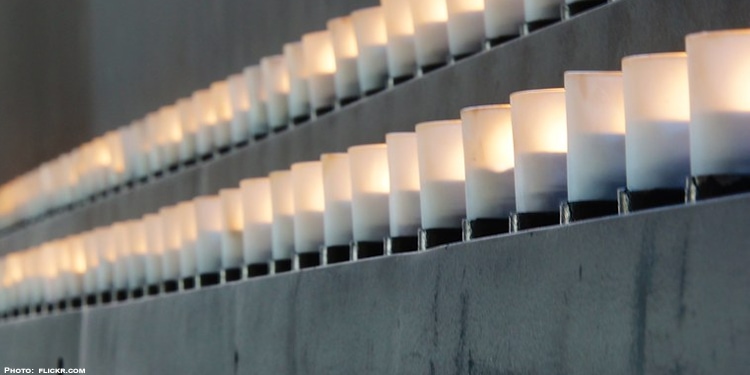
left=209, top=80, right=233, bottom=149
left=352, top=7, right=389, bottom=93
left=510, top=88, right=568, bottom=213
left=484, top=0, right=524, bottom=40
left=416, top=121, right=466, bottom=229
left=104, top=130, right=127, bottom=187
left=261, top=55, right=291, bottom=129
left=446, top=0, right=485, bottom=56
left=63, top=235, right=86, bottom=298
left=460, top=104, right=515, bottom=220
left=283, top=42, right=311, bottom=120
left=41, top=243, right=62, bottom=304
left=270, top=170, right=295, bottom=260
left=111, top=222, right=132, bottom=290
left=26, top=248, right=45, bottom=306
left=227, top=74, right=251, bottom=144
left=292, top=161, right=325, bottom=253
left=687, top=29, right=750, bottom=176
left=124, top=119, right=150, bottom=179
left=240, top=177, right=273, bottom=264
left=177, top=201, right=198, bottom=278
left=194, top=195, right=223, bottom=274
left=321, top=153, right=353, bottom=247
left=303, top=30, right=337, bottom=111
left=127, top=219, right=148, bottom=290
left=242, top=65, right=269, bottom=137
left=409, top=0, right=450, bottom=68
left=96, top=227, right=117, bottom=293
left=564, top=71, right=626, bottom=202
left=220, top=188, right=245, bottom=269
left=349, top=144, right=391, bottom=242
left=177, top=97, right=199, bottom=162
left=144, top=214, right=164, bottom=285
left=386, top=132, right=422, bottom=237
left=159, top=206, right=182, bottom=281
left=145, top=112, right=164, bottom=174
left=192, top=89, right=217, bottom=156
left=380, top=0, right=417, bottom=79
left=157, top=105, right=183, bottom=167
left=82, top=231, right=99, bottom=295
left=622, top=53, right=690, bottom=190
left=524, top=0, right=562, bottom=23
left=327, top=16, right=361, bottom=101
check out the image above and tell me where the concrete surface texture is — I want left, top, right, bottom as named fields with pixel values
left=0, top=194, right=748, bottom=373
left=3, top=0, right=750, bottom=255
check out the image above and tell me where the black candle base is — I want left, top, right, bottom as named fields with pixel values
left=523, top=18, right=560, bottom=34
left=85, top=294, right=98, bottom=306
left=565, top=0, right=607, bottom=17
left=392, top=74, right=415, bottom=86
left=138, top=176, right=149, bottom=184
left=510, top=211, right=560, bottom=232
left=147, top=284, right=161, bottom=296
left=315, top=106, right=334, bottom=117
left=116, top=289, right=129, bottom=301
left=293, top=114, right=310, bottom=125
left=152, top=170, right=164, bottom=179
left=452, top=49, right=480, bottom=62
left=272, top=259, right=293, bottom=274
left=46, top=303, right=55, bottom=313
left=418, top=228, right=463, bottom=250
left=351, top=242, right=384, bottom=260
left=131, top=288, right=144, bottom=299
left=339, top=96, right=359, bottom=107
left=617, top=187, right=684, bottom=213
left=364, top=86, right=386, bottom=97
left=200, top=153, right=214, bottom=162
left=224, top=267, right=243, bottom=282
left=57, top=300, right=67, bottom=311
left=323, top=245, right=351, bottom=264
left=70, top=297, right=82, bottom=309
left=462, top=218, right=510, bottom=240
left=218, top=145, right=232, bottom=155
left=12, top=309, right=20, bottom=318
left=687, top=174, right=750, bottom=202
left=168, top=163, right=180, bottom=173
left=247, top=263, right=270, bottom=278
left=295, top=252, right=321, bottom=269
left=487, top=34, right=519, bottom=47
left=253, top=133, right=268, bottom=141
left=163, top=280, right=179, bottom=293
left=183, top=158, right=197, bottom=167
left=272, top=125, right=288, bottom=134
left=182, top=277, right=196, bottom=290
left=235, top=140, right=249, bottom=149
left=385, top=236, right=418, bottom=254
left=560, top=200, right=618, bottom=223
left=34, top=304, right=43, bottom=314
left=420, top=61, right=448, bottom=74
left=21, top=307, right=30, bottom=316
left=100, top=291, right=112, bottom=304
left=199, top=272, right=221, bottom=288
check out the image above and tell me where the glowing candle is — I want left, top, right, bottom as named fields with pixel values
left=82, top=231, right=99, bottom=296
left=261, top=55, right=291, bottom=130
left=460, top=105, right=515, bottom=220
left=622, top=53, right=690, bottom=191
left=349, top=144, right=391, bottom=241
left=510, top=88, right=568, bottom=213
left=303, top=30, right=337, bottom=112
left=270, top=170, right=295, bottom=260
left=381, top=0, right=417, bottom=79
left=240, top=178, right=273, bottom=264
left=386, top=132, right=422, bottom=237
left=321, top=153, right=353, bottom=246
left=409, top=0, right=450, bottom=68
left=484, top=0, right=524, bottom=42
left=158, top=105, right=183, bottom=168
left=145, top=111, right=164, bottom=174
left=209, top=80, right=233, bottom=150
left=195, top=195, right=223, bottom=274
left=292, top=161, right=325, bottom=253
left=23, top=248, right=44, bottom=308
left=446, top=0, right=485, bottom=57
left=144, top=213, right=165, bottom=286
left=352, top=7, right=389, bottom=93
left=219, top=188, right=245, bottom=269
left=159, top=206, right=182, bottom=281
left=41, top=243, right=62, bottom=305
left=242, top=65, right=269, bottom=136
left=177, top=97, right=199, bottom=162
left=63, top=235, right=86, bottom=298
left=177, top=201, right=198, bottom=279
left=228, top=74, right=251, bottom=145
left=192, top=89, right=217, bottom=156
left=564, top=71, right=625, bottom=202
left=283, top=42, right=311, bottom=120
left=328, top=16, right=361, bottom=101
left=110, top=222, right=132, bottom=291
left=127, top=219, right=148, bottom=290
left=124, top=119, right=150, bottom=179
left=96, top=227, right=117, bottom=294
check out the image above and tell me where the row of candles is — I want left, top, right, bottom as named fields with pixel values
left=2, top=27, right=750, bottom=317
left=0, top=0, right=613, bottom=231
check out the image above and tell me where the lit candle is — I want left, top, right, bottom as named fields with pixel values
left=23, top=248, right=44, bottom=308
left=103, top=130, right=127, bottom=187
left=622, top=53, right=690, bottom=191
left=41, top=243, right=62, bottom=305
left=143, top=213, right=165, bottom=286
left=292, top=161, right=325, bottom=254
left=409, top=0, right=450, bottom=69
left=483, top=0, right=524, bottom=44
left=63, top=235, right=86, bottom=299
left=126, top=219, right=148, bottom=291
left=352, top=7, right=389, bottom=94
left=510, top=88, right=568, bottom=213
left=524, top=0, right=563, bottom=24
left=219, top=188, right=245, bottom=269
left=270, top=170, right=295, bottom=261
left=157, top=105, right=183, bottom=168
left=210, top=80, right=234, bottom=150
left=242, top=65, right=269, bottom=138
left=194, top=195, right=223, bottom=275
left=261, top=55, right=291, bottom=130
left=177, top=201, right=198, bottom=280
left=159, top=206, right=182, bottom=282
left=82, top=231, right=100, bottom=297
left=446, top=0, right=485, bottom=57
left=380, top=0, right=417, bottom=80
left=460, top=105, right=515, bottom=221
left=240, top=177, right=273, bottom=265
left=327, top=16, right=361, bottom=102
left=564, top=71, right=625, bottom=202
left=416, top=121, right=466, bottom=229
left=145, top=111, right=164, bottom=174
left=227, top=74, right=251, bottom=145
left=283, top=42, right=311, bottom=121
left=192, top=89, right=217, bottom=157
left=349, top=144, right=391, bottom=242
left=303, top=30, right=337, bottom=113
left=386, top=132, right=422, bottom=238
left=321, top=153, right=353, bottom=247
left=686, top=30, right=750, bottom=178
left=177, top=97, right=199, bottom=163
left=110, top=222, right=132, bottom=292
left=124, top=119, right=150, bottom=180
